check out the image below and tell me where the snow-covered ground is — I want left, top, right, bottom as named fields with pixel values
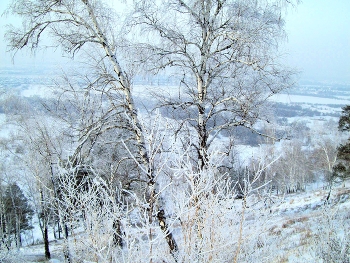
left=7, top=181, right=349, bottom=262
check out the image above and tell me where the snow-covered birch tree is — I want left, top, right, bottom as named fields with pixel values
left=5, top=0, right=178, bottom=255
left=132, top=0, right=297, bottom=169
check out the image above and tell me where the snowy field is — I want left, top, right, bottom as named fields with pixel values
left=271, top=93, right=350, bottom=105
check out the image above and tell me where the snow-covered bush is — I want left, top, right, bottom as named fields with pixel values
left=314, top=205, right=350, bottom=262
left=49, top=138, right=279, bottom=263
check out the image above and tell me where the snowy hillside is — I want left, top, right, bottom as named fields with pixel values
left=1, top=66, right=350, bottom=262
left=6, top=181, right=349, bottom=263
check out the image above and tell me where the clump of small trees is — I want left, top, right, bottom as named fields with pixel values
left=0, top=183, right=33, bottom=250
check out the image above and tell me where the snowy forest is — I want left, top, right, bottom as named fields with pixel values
left=1, top=0, right=350, bottom=262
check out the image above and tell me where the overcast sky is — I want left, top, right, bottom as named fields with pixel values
left=0, top=0, right=349, bottom=84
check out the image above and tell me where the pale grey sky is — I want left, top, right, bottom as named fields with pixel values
left=0, top=0, right=349, bottom=83
left=283, top=0, right=350, bottom=83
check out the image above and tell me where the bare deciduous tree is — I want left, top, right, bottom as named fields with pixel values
left=5, top=0, right=178, bottom=255
left=132, top=0, right=296, bottom=169
left=1, top=94, right=67, bottom=259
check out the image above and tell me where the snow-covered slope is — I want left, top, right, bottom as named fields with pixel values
left=10, top=182, right=350, bottom=263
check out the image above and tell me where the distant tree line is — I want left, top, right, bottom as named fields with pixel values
left=273, top=103, right=337, bottom=118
